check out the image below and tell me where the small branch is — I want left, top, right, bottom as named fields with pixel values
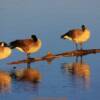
left=8, top=49, right=100, bottom=65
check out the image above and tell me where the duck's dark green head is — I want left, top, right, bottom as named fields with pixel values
left=31, top=34, right=38, bottom=42
left=81, top=25, right=86, bottom=31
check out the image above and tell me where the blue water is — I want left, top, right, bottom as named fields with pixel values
left=0, top=0, right=100, bottom=100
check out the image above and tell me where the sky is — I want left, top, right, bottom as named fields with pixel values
left=0, top=0, right=100, bottom=50
left=0, top=0, right=99, bottom=33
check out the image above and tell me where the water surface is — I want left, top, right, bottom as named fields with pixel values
left=0, top=0, right=100, bottom=100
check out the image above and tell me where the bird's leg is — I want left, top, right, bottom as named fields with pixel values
left=27, top=62, right=31, bottom=68
left=26, top=53, right=32, bottom=68
left=27, top=53, right=30, bottom=59
left=80, top=56, right=83, bottom=64
left=75, top=56, right=79, bottom=62
left=26, top=53, right=31, bottom=68
left=75, top=43, right=78, bottom=50
left=80, top=43, right=83, bottom=50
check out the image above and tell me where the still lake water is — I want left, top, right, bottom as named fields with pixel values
left=0, top=0, right=100, bottom=100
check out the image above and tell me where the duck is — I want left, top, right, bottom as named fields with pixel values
left=61, top=25, right=90, bottom=50
left=0, top=42, right=12, bottom=60
left=9, top=34, right=42, bottom=59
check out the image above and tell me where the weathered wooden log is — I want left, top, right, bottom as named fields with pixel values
left=7, top=49, right=100, bottom=65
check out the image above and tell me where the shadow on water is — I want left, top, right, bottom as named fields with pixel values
left=10, top=62, right=42, bottom=94
left=61, top=56, right=91, bottom=89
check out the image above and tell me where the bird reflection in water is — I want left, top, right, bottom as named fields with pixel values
left=61, top=56, right=90, bottom=88
left=0, top=70, right=11, bottom=93
left=10, top=62, right=41, bottom=94
left=10, top=62, right=41, bottom=84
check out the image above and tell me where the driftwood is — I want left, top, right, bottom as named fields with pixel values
left=8, top=49, right=100, bottom=65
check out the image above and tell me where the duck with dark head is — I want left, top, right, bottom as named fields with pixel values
left=61, top=25, right=90, bottom=50
left=9, top=34, right=42, bottom=59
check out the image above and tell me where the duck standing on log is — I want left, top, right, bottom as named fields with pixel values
left=61, top=25, right=90, bottom=50
left=9, top=34, right=42, bottom=59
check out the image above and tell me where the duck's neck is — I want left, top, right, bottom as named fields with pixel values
left=31, top=36, right=38, bottom=42
left=82, top=26, right=88, bottom=32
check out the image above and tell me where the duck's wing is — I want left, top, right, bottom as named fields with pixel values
left=21, top=39, right=34, bottom=46
left=10, top=39, right=33, bottom=47
left=66, top=29, right=82, bottom=39
left=10, top=39, right=36, bottom=52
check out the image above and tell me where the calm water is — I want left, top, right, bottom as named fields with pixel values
left=0, top=0, right=100, bottom=100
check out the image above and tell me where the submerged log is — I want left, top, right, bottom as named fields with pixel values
left=8, top=49, right=100, bottom=65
